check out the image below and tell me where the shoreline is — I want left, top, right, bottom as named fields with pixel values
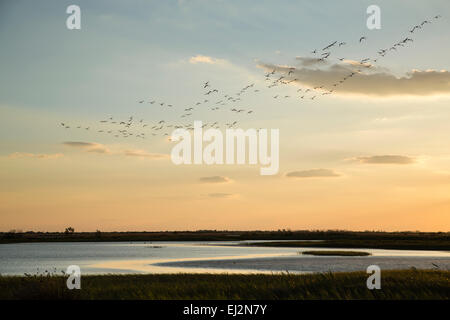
left=1, top=230, right=449, bottom=248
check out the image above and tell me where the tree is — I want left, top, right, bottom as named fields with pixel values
left=64, top=227, right=75, bottom=234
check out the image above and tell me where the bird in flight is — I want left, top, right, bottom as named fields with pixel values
left=409, top=25, right=421, bottom=33
left=322, top=41, right=337, bottom=51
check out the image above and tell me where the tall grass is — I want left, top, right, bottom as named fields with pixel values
left=0, top=270, right=448, bottom=300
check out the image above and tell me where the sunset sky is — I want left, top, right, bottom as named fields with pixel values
left=1, top=0, right=449, bottom=232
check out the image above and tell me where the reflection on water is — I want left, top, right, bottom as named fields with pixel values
left=0, top=241, right=448, bottom=275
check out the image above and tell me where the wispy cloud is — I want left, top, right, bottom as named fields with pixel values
left=199, top=176, right=231, bottom=183
left=63, top=141, right=110, bottom=154
left=208, top=193, right=236, bottom=198
left=62, top=142, right=95, bottom=147
left=286, top=169, right=340, bottom=178
left=63, top=142, right=168, bottom=159
left=87, top=146, right=110, bottom=154
left=189, top=55, right=226, bottom=65
left=123, top=150, right=169, bottom=159
left=8, top=152, right=63, bottom=159
left=354, top=155, right=415, bottom=164
left=295, top=56, right=328, bottom=67
left=259, top=61, right=450, bottom=96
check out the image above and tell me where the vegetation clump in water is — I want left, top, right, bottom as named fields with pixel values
left=300, top=250, right=371, bottom=256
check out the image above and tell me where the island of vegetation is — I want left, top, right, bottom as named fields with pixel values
left=300, top=250, right=371, bottom=256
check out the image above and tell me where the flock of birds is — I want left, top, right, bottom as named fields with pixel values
left=59, top=15, right=442, bottom=141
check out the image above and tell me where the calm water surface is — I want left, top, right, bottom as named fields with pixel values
left=0, top=241, right=448, bottom=275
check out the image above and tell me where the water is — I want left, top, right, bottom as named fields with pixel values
left=0, top=241, right=448, bottom=275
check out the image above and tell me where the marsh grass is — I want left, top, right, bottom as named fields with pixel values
left=0, top=270, right=448, bottom=300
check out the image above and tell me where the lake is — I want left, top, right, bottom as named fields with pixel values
left=0, top=241, right=449, bottom=275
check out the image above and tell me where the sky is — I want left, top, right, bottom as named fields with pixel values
left=0, top=0, right=449, bottom=232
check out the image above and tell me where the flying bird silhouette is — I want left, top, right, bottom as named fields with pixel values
left=322, top=41, right=337, bottom=51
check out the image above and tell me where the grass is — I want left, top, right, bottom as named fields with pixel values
left=301, top=250, right=371, bottom=256
left=0, top=270, right=448, bottom=300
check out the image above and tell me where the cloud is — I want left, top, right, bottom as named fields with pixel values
left=123, top=150, right=169, bottom=159
left=286, top=169, right=340, bottom=178
left=355, top=155, right=415, bottom=164
left=87, top=147, right=110, bottom=154
left=63, top=141, right=110, bottom=154
left=63, top=142, right=168, bottom=159
left=258, top=61, right=450, bottom=96
left=199, top=176, right=231, bottom=183
left=341, top=59, right=374, bottom=68
left=295, top=56, right=328, bottom=67
left=189, top=55, right=226, bottom=65
left=208, top=193, right=236, bottom=198
left=8, top=152, right=63, bottom=159
left=62, top=142, right=96, bottom=148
